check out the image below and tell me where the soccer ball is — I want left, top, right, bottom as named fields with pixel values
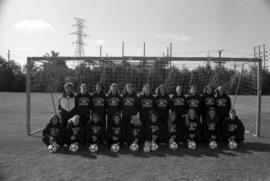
left=188, top=140, right=197, bottom=150
left=169, top=141, right=178, bottom=151
left=89, top=144, right=98, bottom=153
left=143, top=142, right=151, bottom=152
left=69, top=143, right=79, bottom=152
left=111, top=143, right=120, bottom=152
left=228, top=140, right=238, bottom=150
left=130, top=143, right=139, bottom=152
left=209, top=140, right=218, bottom=149
left=151, top=142, right=158, bottom=151
left=47, top=142, right=59, bottom=153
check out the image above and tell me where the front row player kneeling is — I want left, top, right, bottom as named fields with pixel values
left=107, top=113, right=123, bottom=152
left=127, top=115, right=143, bottom=152
left=223, top=109, right=245, bottom=150
left=42, top=115, right=64, bottom=153
left=144, top=111, right=161, bottom=152
left=202, top=107, right=221, bottom=149
left=65, top=115, right=85, bottom=152
left=184, top=109, right=202, bottom=149
left=86, top=112, right=105, bottom=153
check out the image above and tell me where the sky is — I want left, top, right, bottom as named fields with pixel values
left=0, top=0, right=270, bottom=67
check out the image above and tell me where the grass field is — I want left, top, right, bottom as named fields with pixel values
left=0, top=92, right=270, bottom=181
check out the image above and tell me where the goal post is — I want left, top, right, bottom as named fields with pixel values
left=26, top=56, right=262, bottom=137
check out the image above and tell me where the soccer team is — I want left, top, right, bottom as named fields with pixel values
left=42, top=82, right=245, bottom=152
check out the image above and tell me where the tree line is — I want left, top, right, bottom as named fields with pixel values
left=1, top=52, right=270, bottom=95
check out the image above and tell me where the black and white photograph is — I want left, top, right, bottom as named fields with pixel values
left=0, top=0, right=270, bottom=180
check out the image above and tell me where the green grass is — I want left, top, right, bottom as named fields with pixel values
left=0, top=92, right=270, bottom=181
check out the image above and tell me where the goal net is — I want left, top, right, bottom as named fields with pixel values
left=26, top=56, right=261, bottom=137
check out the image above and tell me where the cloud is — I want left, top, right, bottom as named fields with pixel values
left=155, top=33, right=190, bottom=42
left=92, top=40, right=108, bottom=46
left=13, top=19, right=54, bottom=33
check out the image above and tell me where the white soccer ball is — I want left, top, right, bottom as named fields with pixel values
left=89, top=144, right=98, bottom=153
left=169, top=141, right=178, bottom=151
left=151, top=142, right=158, bottom=151
left=48, top=145, right=55, bottom=153
left=143, top=142, right=151, bottom=152
left=130, top=143, right=139, bottom=152
left=228, top=140, right=238, bottom=150
left=209, top=140, right=218, bottom=149
left=111, top=143, right=120, bottom=152
left=188, top=140, right=197, bottom=150
left=69, top=143, right=79, bottom=152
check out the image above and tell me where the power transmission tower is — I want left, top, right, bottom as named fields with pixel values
left=70, top=17, right=88, bottom=57
left=214, top=49, right=225, bottom=67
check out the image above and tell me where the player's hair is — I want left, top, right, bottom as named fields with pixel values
left=107, top=83, right=119, bottom=95
left=155, top=84, right=167, bottom=96
left=49, top=114, right=60, bottom=123
left=123, top=83, right=136, bottom=94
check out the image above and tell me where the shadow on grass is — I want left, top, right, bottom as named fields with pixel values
left=50, top=141, right=270, bottom=159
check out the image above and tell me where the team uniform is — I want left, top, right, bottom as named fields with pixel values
left=202, top=114, right=221, bottom=142
left=122, top=92, right=139, bottom=140
left=86, top=118, right=105, bottom=145
left=202, top=93, right=216, bottom=119
left=138, top=93, right=155, bottom=127
left=91, top=92, right=107, bottom=123
left=184, top=117, right=202, bottom=142
left=223, top=116, right=245, bottom=143
left=75, top=92, right=91, bottom=125
left=171, top=93, right=187, bottom=142
left=186, top=94, right=202, bottom=117
left=106, top=93, right=122, bottom=129
left=42, top=117, right=64, bottom=146
left=65, top=121, right=85, bottom=145
left=155, top=94, right=171, bottom=143
left=58, top=93, right=76, bottom=129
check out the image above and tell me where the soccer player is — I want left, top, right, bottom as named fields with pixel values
left=184, top=108, right=202, bottom=144
left=223, top=109, right=245, bottom=144
left=155, top=84, right=171, bottom=143
left=65, top=115, right=85, bottom=146
left=106, top=83, right=122, bottom=129
left=42, top=114, right=64, bottom=147
left=202, top=107, right=221, bottom=143
left=202, top=85, right=216, bottom=120
left=91, top=83, right=107, bottom=126
left=167, top=111, right=180, bottom=143
left=215, top=86, right=231, bottom=124
left=138, top=84, right=155, bottom=128
left=186, top=85, right=202, bottom=118
left=144, top=111, right=161, bottom=146
left=75, top=83, right=91, bottom=126
left=127, top=116, right=143, bottom=147
left=106, top=113, right=123, bottom=146
left=86, top=112, right=105, bottom=146
left=58, top=82, right=76, bottom=129
left=171, top=85, right=187, bottom=142
left=122, top=83, right=139, bottom=141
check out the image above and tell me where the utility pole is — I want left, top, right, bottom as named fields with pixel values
left=7, top=50, right=11, bottom=63
left=100, top=45, right=102, bottom=57
left=254, top=44, right=268, bottom=70
left=143, top=42, right=146, bottom=57
left=122, top=42, right=125, bottom=57
left=214, top=49, right=224, bottom=67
